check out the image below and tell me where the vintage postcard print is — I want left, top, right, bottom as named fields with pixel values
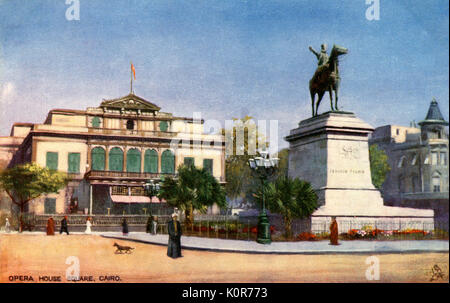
left=0, top=0, right=448, bottom=288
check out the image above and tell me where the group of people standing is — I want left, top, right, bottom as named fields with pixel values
left=45, top=216, right=92, bottom=235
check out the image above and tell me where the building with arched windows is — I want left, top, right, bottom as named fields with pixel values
left=369, top=99, right=449, bottom=228
left=2, top=93, right=225, bottom=215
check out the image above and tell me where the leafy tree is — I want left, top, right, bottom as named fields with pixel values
left=274, top=148, right=289, bottom=178
left=369, top=144, right=391, bottom=189
left=158, top=165, right=226, bottom=228
left=0, top=163, right=68, bottom=232
left=222, top=116, right=268, bottom=203
left=262, top=176, right=318, bottom=239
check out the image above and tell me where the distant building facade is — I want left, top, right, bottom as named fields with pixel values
left=0, top=93, right=225, bottom=216
left=369, top=99, right=449, bottom=225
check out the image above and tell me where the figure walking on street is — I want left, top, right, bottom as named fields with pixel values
left=60, top=216, right=69, bottom=235
left=152, top=216, right=158, bottom=235
left=122, top=218, right=129, bottom=236
left=46, top=217, right=55, bottom=235
left=4, top=218, right=11, bottom=233
left=5, top=218, right=11, bottom=233
left=329, top=217, right=339, bottom=245
left=167, top=213, right=182, bottom=258
left=146, top=215, right=153, bottom=233
left=85, top=217, right=92, bottom=234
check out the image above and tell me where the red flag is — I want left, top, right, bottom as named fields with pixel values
left=131, top=63, right=136, bottom=80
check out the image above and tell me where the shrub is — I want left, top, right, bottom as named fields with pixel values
left=296, top=232, right=317, bottom=241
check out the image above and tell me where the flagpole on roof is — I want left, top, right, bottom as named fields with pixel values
left=130, top=61, right=133, bottom=94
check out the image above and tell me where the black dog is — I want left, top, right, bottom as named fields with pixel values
left=113, top=242, right=135, bottom=254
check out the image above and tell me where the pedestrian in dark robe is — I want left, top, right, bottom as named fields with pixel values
left=146, top=216, right=153, bottom=233
left=122, top=218, right=129, bottom=236
left=167, top=213, right=182, bottom=258
left=47, top=217, right=55, bottom=235
left=60, top=216, right=69, bottom=235
left=329, top=217, right=339, bottom=245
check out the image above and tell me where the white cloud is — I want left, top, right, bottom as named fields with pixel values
left=0, top=82, right=16, bottom=105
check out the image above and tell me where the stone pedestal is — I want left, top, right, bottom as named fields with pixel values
left=285, top=111, right=434, bottom=233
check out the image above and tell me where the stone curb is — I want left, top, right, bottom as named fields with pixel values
left=101, top=234, right=450, bottom=255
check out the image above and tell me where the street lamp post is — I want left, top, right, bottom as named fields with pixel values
left=144, top=180, right=160, bottom=215
left=248, top=150, right=279, bottom=244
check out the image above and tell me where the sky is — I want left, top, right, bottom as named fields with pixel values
left=0, top=0, right=448, bottom=149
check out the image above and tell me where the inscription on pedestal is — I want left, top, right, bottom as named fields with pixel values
left=329, top=168, right=365, bottom=174
left=339, top=145, right=360, bottom=160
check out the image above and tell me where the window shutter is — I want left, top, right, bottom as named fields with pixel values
left=68, top=153, right=80, bottom=173
left=159, top=121, right=168, bottom=132
left=144, top=149, right=158, bottom=173
left=161, top=150, right=174, bottom=173
left=109, top=147, right=124, bottom=171
left=126, top=149, right=141, bottom=172
left=92, top=117, right=101, bottom=128
left=46, top=152, right=58, bottom=170
left=91, top=147, right=105, bottom=171
left=44, top=198, right=56, bottom=214
left=203, top=159, right=213, bottom=175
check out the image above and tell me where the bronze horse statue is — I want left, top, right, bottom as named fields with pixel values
left=309, top=45, right=348, bottom=116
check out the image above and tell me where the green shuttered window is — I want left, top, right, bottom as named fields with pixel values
left=68, top=153, right=80, bottom=173
left=159, top=121, right=168, bottom=132
left=109, top=147, right=124, bottom=171
left=44, top=198, right=56, bottom=214
left=46, top=152, right=58, bottom=170
left=92, top=116, right=101, bottom=128
left=91, top=147, right=105, bottom=171
left=203, top=159, right=213, bottom=175
left=161, top=150, right=175, bottom=174
left=126, top=148, right=141, bottom=173
left=184, top=157, right=194, bottom=167
left=144, top=149, right=158, bottom=173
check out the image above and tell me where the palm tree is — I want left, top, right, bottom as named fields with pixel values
left=264, top=176, right=318, bottom=239
left=158, top=165, right=226, bottom=228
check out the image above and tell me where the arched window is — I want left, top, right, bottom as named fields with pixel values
left=432, top=173, right=441, bottom=192
left=91, top=147, right=105, bottom=171
left=126, top=119, right=135, bottom=130
left=161, top=150, right=175, bottom=174
left=109, top=147, right=124, bottom=171
left=144, top=149, right=158, bottom=173
left=126, top=148, right=141, bottom=172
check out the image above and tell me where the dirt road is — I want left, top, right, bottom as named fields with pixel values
left=0, top=234, right=448, bottom=283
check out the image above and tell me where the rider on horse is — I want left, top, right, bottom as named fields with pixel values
left=309, top=44, right=329, bottom=80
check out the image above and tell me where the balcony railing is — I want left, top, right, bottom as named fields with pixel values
left=84, top=170, right=177, bottom=180
left=87, top=127, right=178, bottom=138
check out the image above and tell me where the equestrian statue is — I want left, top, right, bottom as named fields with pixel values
left=308, top=44, right=348, bottom=116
